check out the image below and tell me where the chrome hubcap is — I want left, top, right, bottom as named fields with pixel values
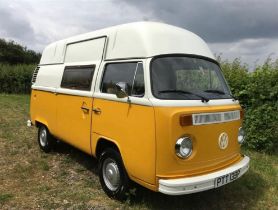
left=102, top=158, right=120, bottom=191
left=39, top=128, right=47, bottom=147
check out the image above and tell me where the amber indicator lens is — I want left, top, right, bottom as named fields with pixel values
left=180, top=115, right=193, bottom=126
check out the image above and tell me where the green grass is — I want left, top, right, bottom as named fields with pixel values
left=0, top=94, right=277, bottom=209
left=0, top=194, right=13, bottom=204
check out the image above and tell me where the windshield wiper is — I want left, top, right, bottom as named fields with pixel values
left=204, top=89, right=237, bottom=100
left=159, top=89, right=209, bottom=103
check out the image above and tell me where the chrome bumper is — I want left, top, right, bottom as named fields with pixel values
left=158, top=156, right=250, bottom=195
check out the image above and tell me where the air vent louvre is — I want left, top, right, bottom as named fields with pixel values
left=192, top=110, right=240, bottom=125
left=31, top=66, right=40, bottom=84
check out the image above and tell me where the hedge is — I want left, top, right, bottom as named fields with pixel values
left=0, top=64, right=35, bottom=94
left=221, top=58, right=278, bottom=153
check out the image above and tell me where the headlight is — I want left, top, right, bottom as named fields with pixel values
left=175, top=136, right=192, bottom=158
left=238, top=127, right=245, bottom=144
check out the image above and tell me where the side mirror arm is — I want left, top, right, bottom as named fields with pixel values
left=115, top=82, right=131, bottom=103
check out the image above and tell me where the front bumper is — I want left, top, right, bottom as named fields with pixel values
left=159, top=155, right=250, bottom=195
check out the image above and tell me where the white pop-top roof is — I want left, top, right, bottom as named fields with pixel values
left=40, top=22, right=215, bottom=65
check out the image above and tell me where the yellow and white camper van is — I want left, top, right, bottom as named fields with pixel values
left=29, top=22, right=249, bottom=199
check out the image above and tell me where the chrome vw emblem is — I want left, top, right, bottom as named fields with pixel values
left=218, top=132, right=229, bottom=149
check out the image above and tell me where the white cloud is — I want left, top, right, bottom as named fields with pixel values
left=0, top=0, right=277, bottom=67
left=0, top=0, right=156, bottom=51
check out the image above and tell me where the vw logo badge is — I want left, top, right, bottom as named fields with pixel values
left=219, top=132, right=229, bottom=150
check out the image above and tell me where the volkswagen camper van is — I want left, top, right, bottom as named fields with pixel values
left=29, top=22, right=250, bottom=199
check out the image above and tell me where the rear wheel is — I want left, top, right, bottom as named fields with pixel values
left=99, top=148, right=129, bottom=200
left=38, top=125, right=54, bottom=153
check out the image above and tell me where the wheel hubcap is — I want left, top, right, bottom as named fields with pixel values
left=39, top=128, right=47, bottom=147
left=102, top=158, right=120, bottom=191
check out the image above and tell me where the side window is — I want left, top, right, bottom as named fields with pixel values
left=101, top=62, right=145, bottom=97
left=61, top=65, right=95, bottom=91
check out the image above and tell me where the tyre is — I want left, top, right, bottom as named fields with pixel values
left=38, top=125, right=54, bottom=153
left=99, top=148, right=129, bottom=200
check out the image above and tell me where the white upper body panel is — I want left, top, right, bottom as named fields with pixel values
left=39, top=22, right=215, bottom=65
left=105, top=22, right=214, bottom=60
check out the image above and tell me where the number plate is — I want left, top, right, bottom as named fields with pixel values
left=214, top=169, right=241, bottom=188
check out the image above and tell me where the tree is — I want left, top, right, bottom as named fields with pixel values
left=0, top=38, right=41, bottom=65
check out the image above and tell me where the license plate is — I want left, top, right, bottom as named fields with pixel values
left=214, top=169, right=241, bottom=188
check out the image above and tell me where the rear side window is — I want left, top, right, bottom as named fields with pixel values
left=61, top=65, right=95, bottom=91
left=101, top=62, right=144, bottom=97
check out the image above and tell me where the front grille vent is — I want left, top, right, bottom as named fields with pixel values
left=31, top=66, right=40, bottom=84
left=192, top=110, right=240, bottom=125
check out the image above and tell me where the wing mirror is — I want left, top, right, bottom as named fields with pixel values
left=115, top=82, right=129, bottom=99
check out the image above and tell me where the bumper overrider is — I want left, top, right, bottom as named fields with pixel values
left=159, top=155, right=250, bottom=195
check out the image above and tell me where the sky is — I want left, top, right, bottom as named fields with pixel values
left=0, top=0, right=277, bottom=67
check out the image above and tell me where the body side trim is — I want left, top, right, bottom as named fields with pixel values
left=39, top=63, right=64, bottom=66
left=56, top=88, right=93, bottom=97
left=32, top=85, right=56, bottom=93
left=93, top=92, right=153, bottom=106
left=32, top=85, right=93, bottom=97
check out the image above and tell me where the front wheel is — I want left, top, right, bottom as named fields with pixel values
left=99, top=148, right=129, bottom=200
left=38, top=125, right=55, bottom=153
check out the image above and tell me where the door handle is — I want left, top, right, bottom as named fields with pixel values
left=92, top=108, right=101, bottom=114
left=81, top=105, right=90, bottom=113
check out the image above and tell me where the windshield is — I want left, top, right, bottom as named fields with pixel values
left=151, top=56, right=232, bottom=100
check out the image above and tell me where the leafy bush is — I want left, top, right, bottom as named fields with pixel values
left=0, top=38, right=39, bottom=93
left=221, top=58, right=278, bottom=153
left=0, top=64, right=35, bottom=94
left=0, top=39, right=41, bottom=65
left=244, top=103, right=278, bottom=152
left=220, top=58, right=250, bottom=105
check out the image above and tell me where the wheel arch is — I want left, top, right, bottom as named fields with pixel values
left=34, top=119, right=56, bottom=137
left=95, top=137, right=121, bottom=160
left=34, top=119, right=50, bottom=129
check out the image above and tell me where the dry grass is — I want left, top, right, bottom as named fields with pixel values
left=0, top=94, right=277, bottom=209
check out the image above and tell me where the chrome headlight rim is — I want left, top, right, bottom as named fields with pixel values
left=238, top=127, right=245, bottom=144
left=175, top=136, right=193, bottom=159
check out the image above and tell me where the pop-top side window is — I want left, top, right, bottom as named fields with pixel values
left=61, top=65, right=95, bottom=91
left=64, top=38, right=106, bottom=63
left=101, top=62, right=145, bottom=97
